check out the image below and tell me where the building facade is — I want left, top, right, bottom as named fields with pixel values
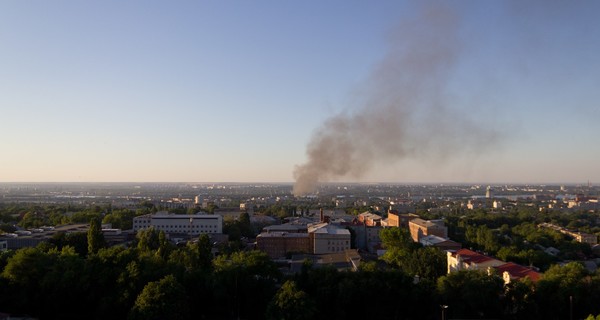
left=256, top=232, right=310, bottom=259
left=133, top=212, right=223, bottom=235
left=447, top=248, right=504, bottom=273
left=408, top=218, right=448, bottom=242
left=358, top=212, right=383, bottom=226
left=387, top=212, right=419, bottom=228
left=309, top=223, right=351, bottom=254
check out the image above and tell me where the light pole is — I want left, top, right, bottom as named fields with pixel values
left=440, top=304, right=448, bottom=320
left=569, top=295, right=573, bottom=320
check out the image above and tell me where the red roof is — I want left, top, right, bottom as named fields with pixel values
left=455, top=249, right=497, bottom=264
left=495, top=262, right=541, bottom=282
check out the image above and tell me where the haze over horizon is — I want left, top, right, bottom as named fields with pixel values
left=2, top=1, right=600, bottom=185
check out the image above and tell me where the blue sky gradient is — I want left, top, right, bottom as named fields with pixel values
left=1, top=1, right=599, bottom=183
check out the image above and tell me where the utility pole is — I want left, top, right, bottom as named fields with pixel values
left=440, top=305, right=448, bottom=320
left=570, top=295, right=573, bottom=320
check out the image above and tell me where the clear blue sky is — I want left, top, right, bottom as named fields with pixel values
left=1, top=1, right=599, bottom=184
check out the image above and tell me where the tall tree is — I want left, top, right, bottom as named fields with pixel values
left=87, top=218, right=105, bottom=255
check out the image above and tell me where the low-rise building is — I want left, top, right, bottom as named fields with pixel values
left=494, top=262, right=541, bottom=284
left=447, top=248, right=504, bottom=273
left=538, top=222, right=598, bottom=245
left=419, top=235, right=461, bottom=251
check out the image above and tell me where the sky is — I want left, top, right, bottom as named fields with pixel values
left=1, top=1, right=599, bottom=184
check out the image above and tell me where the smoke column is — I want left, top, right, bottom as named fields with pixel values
left=293, top=3, right=498, bottom=196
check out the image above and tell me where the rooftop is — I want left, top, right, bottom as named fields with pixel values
left=495, top=262, right=541, bottom=282
left=454, top=249, right=501, bottom=265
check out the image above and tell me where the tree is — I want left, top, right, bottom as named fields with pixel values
left=380, top=227, right=417, bottom=251
left=136, top=227, right=161, bottom=253
left=197, top=233, right=213, bottom=269
left=437, top=270, right=504, bottom=319
left=212, top=251, right=280, bottom=319
left=267, top=280, right=316, bottom=320
left=129, top=275, right=189, bottom=320
left=534, top=262, right=599, bottom=320
left=503, top=277, right=537, bottom=319
left=87, top=217, right=105, bottom=254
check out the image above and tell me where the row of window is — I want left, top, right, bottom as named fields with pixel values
left=327, top=246, right=348, bottom=252
left=327, top=240, right=349, bottom=245
left=153, top=224, right=217, bottom=229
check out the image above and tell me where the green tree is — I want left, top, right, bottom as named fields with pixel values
left=129, top=275, right=189, bottom=320
left=136, top=227, right=161, bottom=253
left=380, top=227, right=416, bottom=251
left=213, top=250, right=280, bottom=319
left=87, top=217, right=106, bottom=254
left=267, top=280, right=316, bottom=320
left=197, top=233, right=213, bottom=269
left=437, top=270, right=504, bottom=319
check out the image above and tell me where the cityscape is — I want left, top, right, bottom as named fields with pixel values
left=1, top=182, right=600, bottom=319
left=2, top=1, right=600, bottom=320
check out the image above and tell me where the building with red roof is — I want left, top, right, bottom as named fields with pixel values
left=494, top=262, right=541, bottom=284
left=447, top=248, right=504, bottom=273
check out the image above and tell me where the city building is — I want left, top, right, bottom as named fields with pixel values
left=486, top=186, right=494, bottom=198
left=256, top=232, right=310, bottom=259
left=133, top=212, right=223, bottom=235
left=386, top=211, right=418, bottom=228
left=447, top=248, right=504, bottom=273
left=358, top=212, right=383, bottom=226
left=419, top=234, right=461, bottom=251
left=538, top=223, right=598, bottom=245
left=262, top=223, right=308, bottom=234
left=408, top=218, right=448, bottom=242
left=494, top=262, right=541, bottom=284
left=308, top=223, right=351, bottom=254
left=493, top=200, right=502, bottom=209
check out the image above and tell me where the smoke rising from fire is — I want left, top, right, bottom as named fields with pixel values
left=293, top=3, right=499, bottom=196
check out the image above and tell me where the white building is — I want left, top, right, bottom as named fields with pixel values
left=493, top=200, right=502, bottom=209
left=308, top=223, right=351, bottom=254
left=133, top=212, right=223, bottom=235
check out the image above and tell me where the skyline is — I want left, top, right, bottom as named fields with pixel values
left=2, top=1, right=600, bottom=184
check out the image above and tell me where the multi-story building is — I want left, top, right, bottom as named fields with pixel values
left=308, top=223, right=351, bottom=254
left=486, top=186, right=494, bottom=198
left=133, top=212, right=222, bottom=235
left=408, top=218, right=448, bottom=242
left=358, top=212, right=383, bottom=226
left=387, top=211, right=418, bottom=228
left=256, top=232, right=310, bottom=259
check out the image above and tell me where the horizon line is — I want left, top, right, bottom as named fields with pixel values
left=0, top=181, right=596, bottom=186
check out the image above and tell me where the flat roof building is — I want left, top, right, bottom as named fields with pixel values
left=133, top=212, right=223, bottom=235
left=308, top=223, right=351, bottom=255
left=256, top=232, right=310, bottom=259
left=408, top=218, right=448, bottom=242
